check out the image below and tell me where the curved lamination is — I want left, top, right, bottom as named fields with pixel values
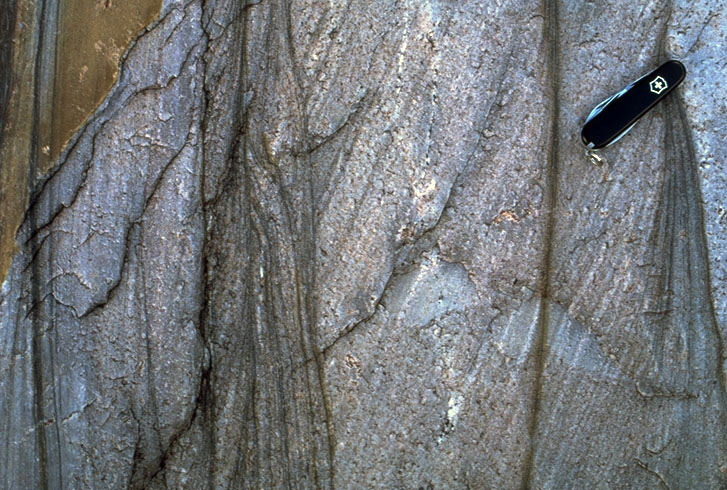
left=581, top=60, right=686, bottom=149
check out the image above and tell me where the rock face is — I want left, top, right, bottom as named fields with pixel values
left=1, top=0, right=726, bottom=488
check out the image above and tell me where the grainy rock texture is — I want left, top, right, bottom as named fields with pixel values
left=1, top=0, right=726, bottom=488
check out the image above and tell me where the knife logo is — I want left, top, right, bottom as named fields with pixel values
left=649, top=76, right=668, bottom=94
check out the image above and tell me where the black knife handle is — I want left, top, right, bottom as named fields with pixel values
left=581, top=60, right=686, bottom=150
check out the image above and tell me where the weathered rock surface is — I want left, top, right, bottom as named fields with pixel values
left=1, top=0, right=726, bottom=488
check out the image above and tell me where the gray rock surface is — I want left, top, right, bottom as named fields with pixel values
left=1, top=0, right=726, bottom=488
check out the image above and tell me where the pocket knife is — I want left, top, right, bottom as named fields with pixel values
left=581, top=60, right=686, bottom=164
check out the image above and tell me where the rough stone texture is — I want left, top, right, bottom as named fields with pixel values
left=1, top=0, right=726, bottom=489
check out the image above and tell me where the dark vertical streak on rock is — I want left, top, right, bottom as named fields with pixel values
left=522, top=1, right=559, bottom=488
left=633, top=76, right=727, bottom=486
left=282, top=0, right=337, bottom=484
left=29, top=1, right=50, bottom=488
left=232, top=7, right=252, bottom=488
left=31, top=1, right=68, bottom=485
left=270, top=5, right=325, bottom=480
left=669, top=93, right=727, bottom=411
left=643, top=0, right=674, bottom=383
left=26, top=2, right=55, bottom=489
left=1, top=0, right=22, bottom=480
left=48, top=289, right=63, bottom=489
left=197, top=0, right=276, bottom=486
left=228, top=1, right=335, bottom=486
left=46, top=6, right=64, bottom=485
left=241, top=164, right=261, bottom=485
left=197, top=3, right=216, bottom=489
left=680, top=98, right=727, bottom=417
left=0, top=0, right=17, bottom=150
left=130, top=241, right=164, bottom=487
